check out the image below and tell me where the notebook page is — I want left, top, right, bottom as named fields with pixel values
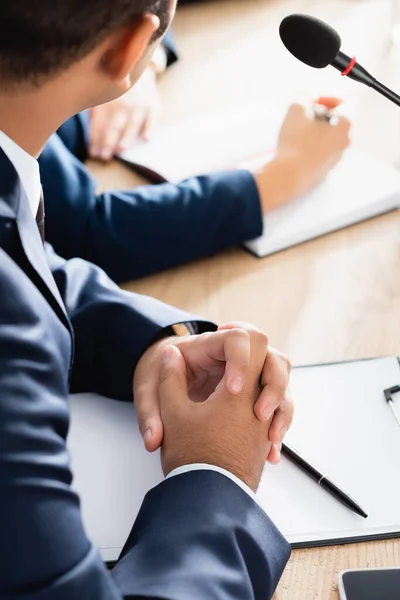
left=68, top=394, right=163, bottom=562
left=258, top=357, right=400, bottom=545
left=245, top=151, right=400, bottom=258
left=119, top=99, right=356, bottom=183
left=119, top=104, right=283, bottom=182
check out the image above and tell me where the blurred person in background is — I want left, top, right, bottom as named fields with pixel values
left=39, top=1, right=351, bottom=283
left=40, top=98, right=350, bottom=282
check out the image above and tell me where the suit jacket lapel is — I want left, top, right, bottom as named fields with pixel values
left=0, top=148, right=71, bottom=330
left=17, top=185, right=70, bottom=322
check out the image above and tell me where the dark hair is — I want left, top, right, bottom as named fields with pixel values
left=0, top=0, right=170, bottom=88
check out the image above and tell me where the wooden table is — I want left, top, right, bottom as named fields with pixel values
left=89, top=0, right=400, bottom=597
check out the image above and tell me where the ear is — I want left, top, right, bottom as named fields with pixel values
left=100, top=13, right=160, bottom=87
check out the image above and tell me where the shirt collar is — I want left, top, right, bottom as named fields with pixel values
left=0, top=130, right=41, bottom=217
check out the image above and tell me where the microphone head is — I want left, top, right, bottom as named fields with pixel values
left=279, top=14, right=341, bottom=69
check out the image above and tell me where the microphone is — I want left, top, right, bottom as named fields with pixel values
left=279, top=13, right=400, bottom=108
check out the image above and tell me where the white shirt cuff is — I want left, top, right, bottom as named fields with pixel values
left=166, top=463, right=262, bottom=508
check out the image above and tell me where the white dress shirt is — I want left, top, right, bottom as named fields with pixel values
left=0, top=130, right=41, bottom=217
left=0, top=129, right=257, bottom=504
left=167, top=463, right=259, bottom=504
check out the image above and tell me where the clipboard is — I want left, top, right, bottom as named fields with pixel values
left=258, top=356, right=400, bottom=548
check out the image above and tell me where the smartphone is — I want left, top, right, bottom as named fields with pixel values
left=338, top=567, right=400, bottom=600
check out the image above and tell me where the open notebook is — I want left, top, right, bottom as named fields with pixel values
left=119, top=104, right=282, bottom=183
left=245, top=152, right=400, bottom=258
left=119, top=108, right=400, bottom=258
left=68, top=356, right=400, bottom=562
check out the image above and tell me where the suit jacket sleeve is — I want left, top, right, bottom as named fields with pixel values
left=112, top=470, right=291, bottom=600
left=39, top=114, right=263, bottom=283
left=162, top=29, right=179, bottom=66
left=45, top=243, right=215, bottom=401
left=0, top=244, right=290, bottom=600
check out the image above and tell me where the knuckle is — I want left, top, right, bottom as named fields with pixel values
left=199, top=331, right=213, bottom=340
left=132, top=111, right=145, bottom=126
left=104, top=131, right=117, bottom=146
left=255, top=329, right=269, bottom=346
left=289, top=102, right=303, bottom=114
left=245, top=327, right=268, bottom=348
left=269, top=346, right=288, bottom=367
left=197, top=331, right=213, bottom=345
left=281, top=403, right=294, bottom=429
left=278, top=395, right=294, bottom=424
left=115, top=115, right=128, bottom=130
left=227, top=327, right=250, bottom=342
left=339, top=117, right=351, bottom=131
left=283, top=392, right=294, bottom=412
left=274, top=386, right=288, bottom=400
left=221, top=320, right=247, bottom=329
left=122, top=101, right=132, bottom=115
left=288, top=400, right=295, bottom=420
left=282, top=354, right=292, bottom=374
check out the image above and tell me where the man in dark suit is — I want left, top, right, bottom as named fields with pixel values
left=0, top=1, right=294, bottom=598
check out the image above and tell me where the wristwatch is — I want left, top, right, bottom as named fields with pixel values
left=169, top=323, right=195, bottom=337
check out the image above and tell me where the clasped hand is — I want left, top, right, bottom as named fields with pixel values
left=134, top=323, right=293, bottom=485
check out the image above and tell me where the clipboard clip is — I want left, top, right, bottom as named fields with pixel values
left=384, top=385, right=400, bottom=427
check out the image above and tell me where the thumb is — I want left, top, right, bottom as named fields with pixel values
left=159, top=345, right=188, bottom=408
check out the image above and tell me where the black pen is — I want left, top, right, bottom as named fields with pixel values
left=282, top=443, right=368, bottom=518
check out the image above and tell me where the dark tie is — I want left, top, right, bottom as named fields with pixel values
left=35, top=190, right=45, bottom=244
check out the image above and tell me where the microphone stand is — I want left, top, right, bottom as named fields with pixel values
left=332, top=51, right=400, bottom=108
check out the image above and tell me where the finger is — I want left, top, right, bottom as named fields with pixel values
left=254, top=347, right=291, bottom=422
left=179, top=329, right=251, bottom=395
left=268, top=391, right=294, bottom=444
left=96, top=113, right=130, bottom=161
left=223, top=329, right=252, bottom=394
left=218, top=321, right=268, bottom=345
left=218, top=322, right=268, bottom=394
left=89, top=107, right=107, bottom=159
left=286, top=102, right=306, bottom=116
left=116, top=111, right=146, bottom=153
left=267, top=442, right=282, bottom=465
left=139, top=101, right=160, bottom=142
left=135, top=373, right=164, bottom=453
left=337, top=115, right=351, bottom=134
left=135, top=346, right=187, bottom=453
left=159, top=345, right=188, bottom=406
left=195, top=328, right=251, bottom=394
left=139, top=115, right=152, bottom=142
